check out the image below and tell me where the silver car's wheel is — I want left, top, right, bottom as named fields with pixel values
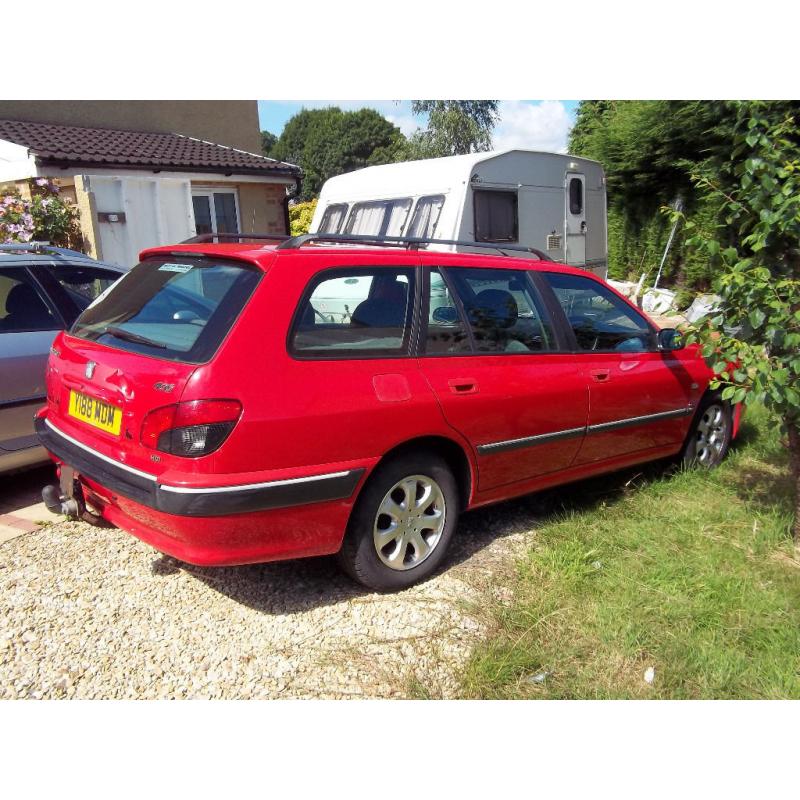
left=694, top=403, right=730, bottom=467
left=373, top=475, right=447, bottom=570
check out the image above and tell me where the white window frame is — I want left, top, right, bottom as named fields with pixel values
left=191, top=188, right=241, bottom=235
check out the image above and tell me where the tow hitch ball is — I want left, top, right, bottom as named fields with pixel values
left=42, top=465, right=83, bottom=519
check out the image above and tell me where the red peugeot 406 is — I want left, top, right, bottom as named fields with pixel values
left=37, top=234, right=739, bottom=591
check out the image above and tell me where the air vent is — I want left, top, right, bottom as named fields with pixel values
left=547, top=233, right=562, bottom=250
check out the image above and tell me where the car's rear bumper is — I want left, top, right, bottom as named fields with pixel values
left=36, top=415, right=370, bottom=565
left=36, top=415, right=365, bottom=517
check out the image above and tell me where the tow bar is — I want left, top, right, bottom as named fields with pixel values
left=42, top=465, right=83, bottom=519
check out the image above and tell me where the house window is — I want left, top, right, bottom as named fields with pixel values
left=191, top=190, right=240, bottom=236
left=473, top=190, right=518, bottom=242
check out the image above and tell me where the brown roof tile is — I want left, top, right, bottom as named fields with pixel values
left=0, top=118, right=300, bottom=177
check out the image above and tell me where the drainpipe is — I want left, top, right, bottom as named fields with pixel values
left=283, top=173, right=302, bottom=235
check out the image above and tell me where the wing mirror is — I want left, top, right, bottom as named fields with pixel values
left=657, top=327, right=684, bottom=351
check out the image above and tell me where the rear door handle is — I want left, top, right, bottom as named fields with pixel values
left=590, top=369, right=610, bottom=383
left=448, top=378, right=478, bottom=394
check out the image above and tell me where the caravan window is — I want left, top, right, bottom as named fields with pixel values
left=569, top=178, right=583, bottom=215
left=407, top=195, right=445, bottom=239
left=343, top=199, right=412, bottom=237
left=318, top=203, right=348, bottom=234
left=473, top=190, right=518, bottom=243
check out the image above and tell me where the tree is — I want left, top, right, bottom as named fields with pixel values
left=260, top=130, right=277, bottom=157
left=407, top=100, right=499, bottom=158
left=568, top=100, right=800, bottom=288
left=270, top=107, right=407, bottom=199
left=672, top=103, right=800, bottom=541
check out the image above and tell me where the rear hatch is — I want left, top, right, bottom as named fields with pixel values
left=43, top=253, right=262, bottom=481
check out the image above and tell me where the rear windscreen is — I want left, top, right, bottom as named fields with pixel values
left=70, top=256, right=261, bottom=363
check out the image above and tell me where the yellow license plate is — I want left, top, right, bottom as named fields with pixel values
left=68, top=390, right=122, bottom=436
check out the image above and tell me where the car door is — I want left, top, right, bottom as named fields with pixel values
left=541, top=271, right=699, bottom=465
left=417, top=264, right=588, bottom=492
left=30, top=261, right=122, bottom=328
left=0, top=267, right=65, bottom=453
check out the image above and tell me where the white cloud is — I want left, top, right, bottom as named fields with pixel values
left=385, top=112, right=420, bottom=138
left=492, top=100, right=573, bottom=154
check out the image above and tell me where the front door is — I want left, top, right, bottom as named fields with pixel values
left=565, top=172, right=586, bottom=266
left=541, top=271, right=698, bottom=465
left=417, top=265, right=588, bottom=492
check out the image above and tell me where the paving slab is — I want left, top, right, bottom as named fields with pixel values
left=0, top=465, right=61, bottom=545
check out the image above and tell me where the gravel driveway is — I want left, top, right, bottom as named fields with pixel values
left=0, top=501, right=536, bottom=699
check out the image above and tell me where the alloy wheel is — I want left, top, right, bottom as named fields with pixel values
left=373, top=474, right=447, bottom=571
left=694, top=403, right=729, bottom=466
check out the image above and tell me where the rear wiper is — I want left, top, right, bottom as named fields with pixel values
left=104, top=326, right=167, bottom=349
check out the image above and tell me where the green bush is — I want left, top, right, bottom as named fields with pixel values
left=289, top=199, right=317, bottom=236
left=0, top=178, right=82, bottom=249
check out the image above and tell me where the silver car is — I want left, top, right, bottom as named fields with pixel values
left=0, top=244, right=125, bottom=474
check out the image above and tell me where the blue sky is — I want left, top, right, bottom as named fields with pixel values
left=258, top=100, right=580, bottom=153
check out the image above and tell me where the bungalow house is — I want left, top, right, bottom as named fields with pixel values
left=0, top=101, right=300, bottom=267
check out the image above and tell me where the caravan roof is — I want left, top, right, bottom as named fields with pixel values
left=316, top=149, right=604, bottom=202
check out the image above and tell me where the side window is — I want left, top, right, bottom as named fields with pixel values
left=446, top=267, right=553, bottom=353
left=543, top=272, right=656, bottom=352
left=568, top=177, right=583, bottom=215
left=424, top=269, right=471, bottom=355
left=343, top=199, right=412, bottom=237
left=43, top=264, right=120, bottom=320
left=318, top=203, right=348, bottom=234
left=407, top=195, right=445, bottom=239
left=473, top=190, right=518, bottom=243
left=0, top=269, right=59, bottom=333
left=291, top=267, right=415, bottom=357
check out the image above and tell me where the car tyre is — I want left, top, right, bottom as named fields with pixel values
left=680, top=396, right=732, bottom=469
left=338, top=452, right=460, bottom=592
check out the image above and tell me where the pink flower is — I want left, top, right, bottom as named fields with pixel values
left=35, top=177, right=49, bottom=187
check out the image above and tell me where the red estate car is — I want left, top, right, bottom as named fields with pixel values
left=37, top=234, right=740, bottom=591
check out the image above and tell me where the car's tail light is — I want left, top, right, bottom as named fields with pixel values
left=141, top=400, right=242, bottom=457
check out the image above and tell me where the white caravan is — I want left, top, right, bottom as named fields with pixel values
left=310, top=149, right=608, bottom=277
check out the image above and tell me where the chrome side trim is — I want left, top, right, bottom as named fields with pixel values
left=44, top=419, right=157, bottom=482
left=477, top=426, right=586, bottom=455
left=587, top=407, right=692, bottom=434
left=477, top=407, right=693, bottom=456
left=159, top=470, right=353, bottom=494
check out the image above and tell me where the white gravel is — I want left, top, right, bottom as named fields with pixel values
left=0, top=502, right=538, bottom=699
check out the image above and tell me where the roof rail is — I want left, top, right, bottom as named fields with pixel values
left=181, top=232, right=292, bottom=244
left=276, top=233, right=553, bottom=261
left=0, top=242, right=95, bottom=259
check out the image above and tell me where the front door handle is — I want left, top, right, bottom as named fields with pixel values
left=448, top=378, right=478, bottom=394
left=590, top=369, right=610, bottom=383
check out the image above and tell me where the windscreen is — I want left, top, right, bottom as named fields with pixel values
left=70, top=256, right=261, bottom=363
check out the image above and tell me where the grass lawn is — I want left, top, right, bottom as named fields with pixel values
left=459, top=405, right=800, bottom=699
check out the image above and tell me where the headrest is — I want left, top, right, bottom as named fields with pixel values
left=467, top=289, right=518, bottom=330
left=6, top=282, right=47, bottom=316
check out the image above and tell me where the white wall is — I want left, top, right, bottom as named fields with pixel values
left=83, top=175, right=194, bottom=268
